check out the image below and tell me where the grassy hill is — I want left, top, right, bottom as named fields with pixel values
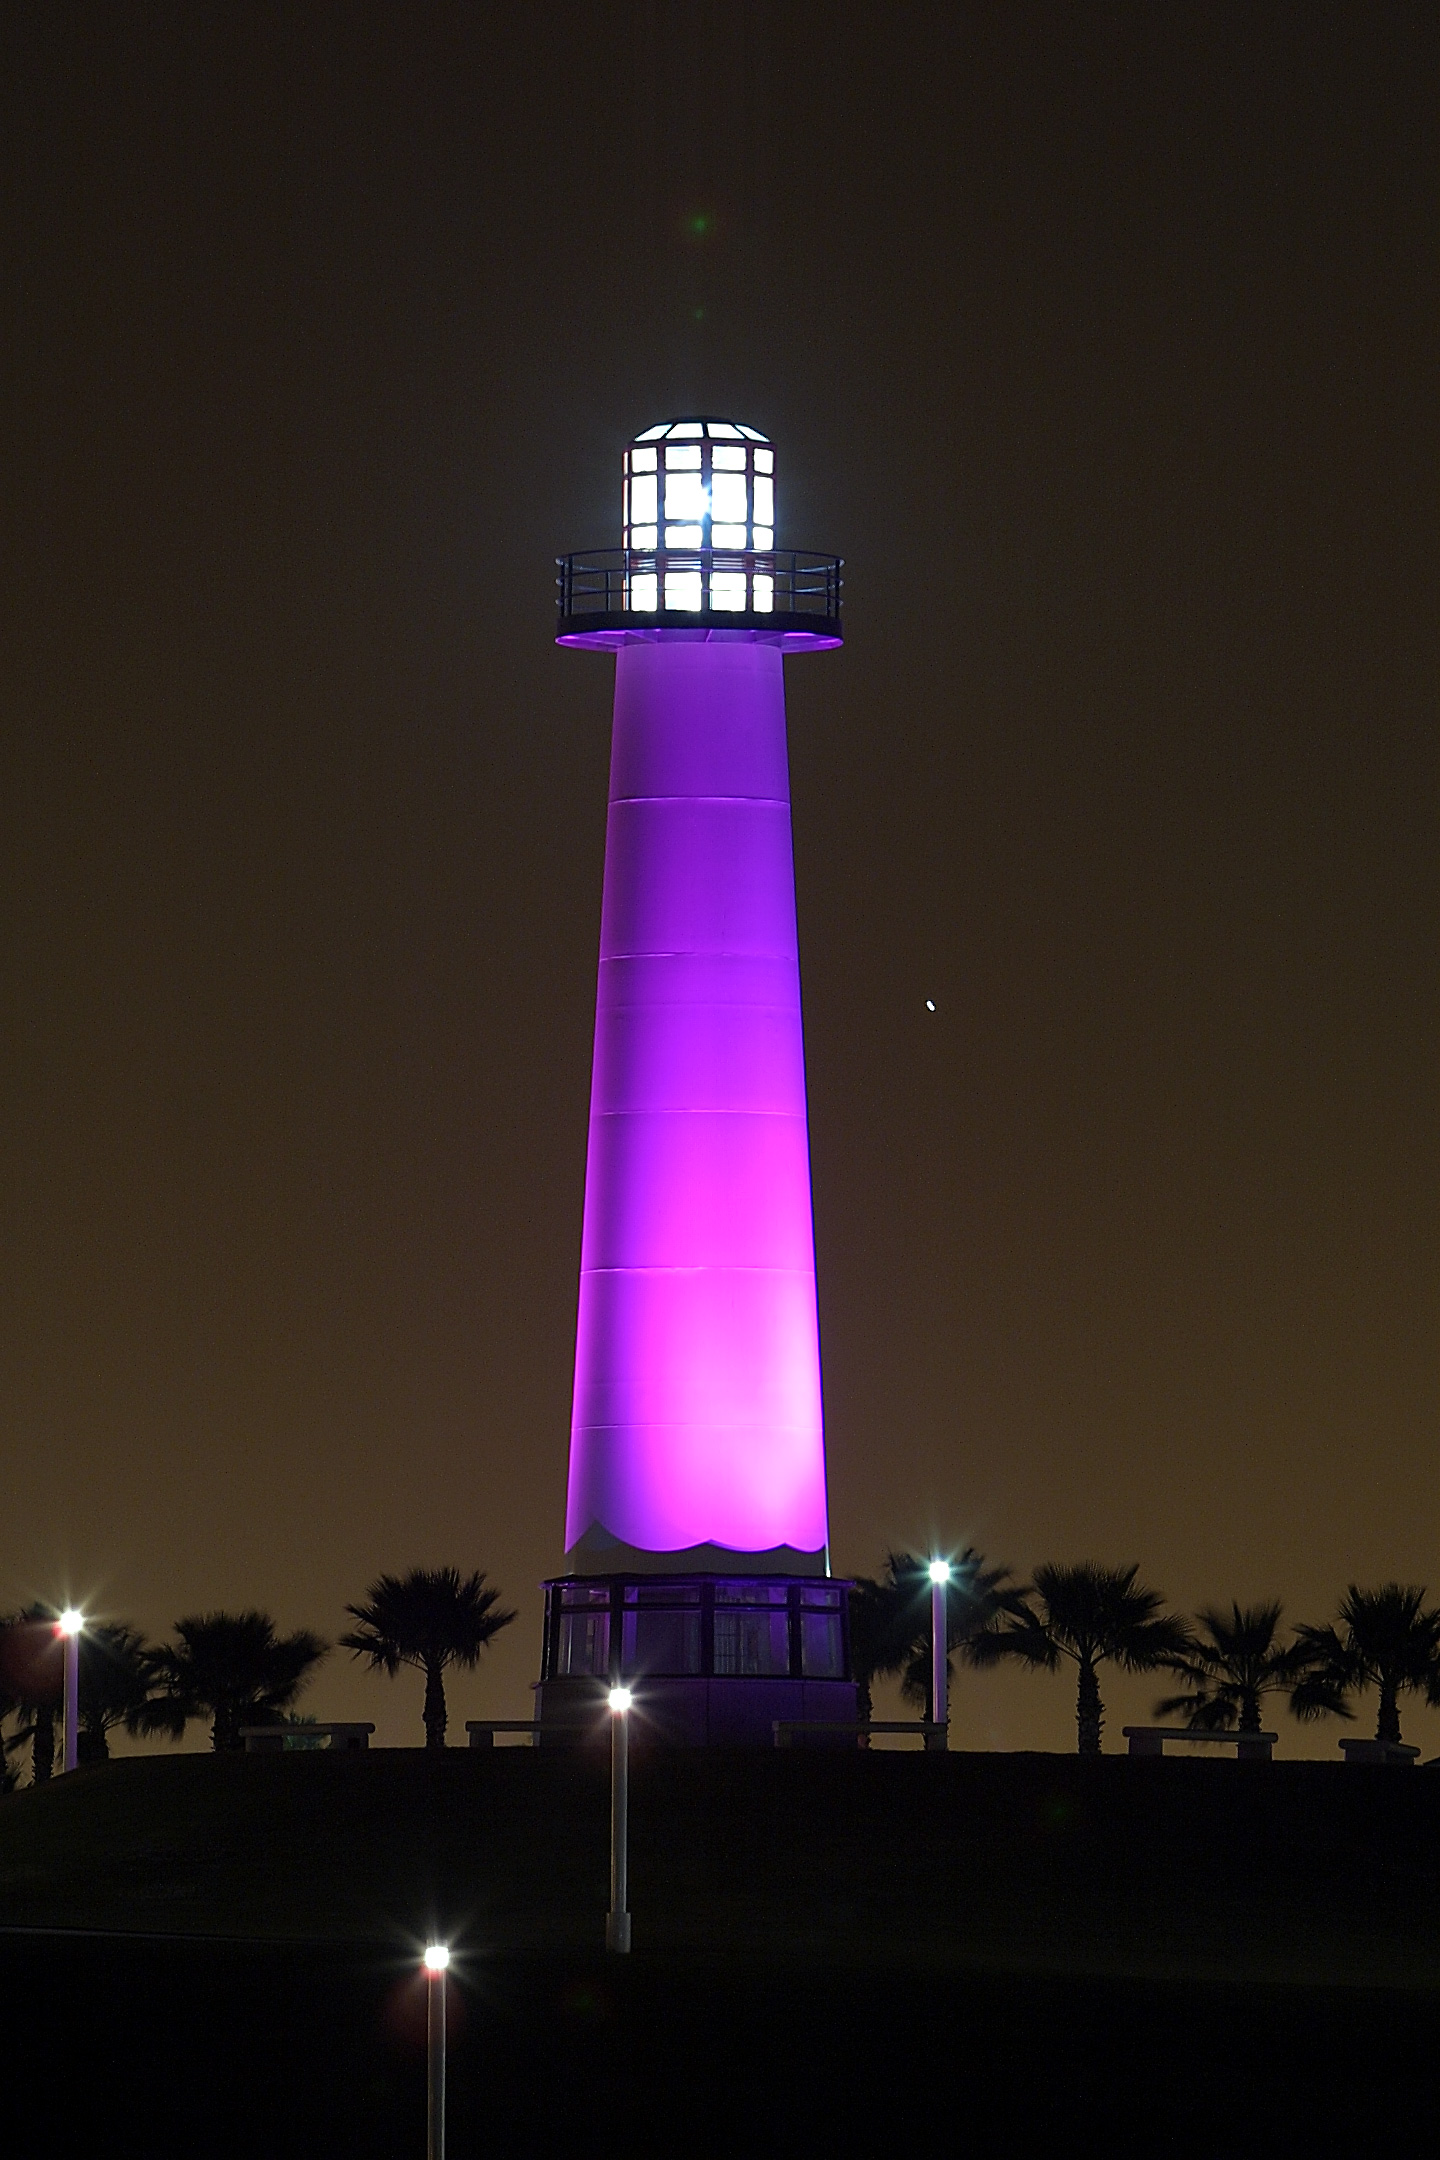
left=4, top=1745, right=1440, bottom=1987
left=7, top=1751, right=1440, bottom=2152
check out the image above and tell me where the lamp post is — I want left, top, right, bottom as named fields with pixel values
left=57, top=1610, right=83, bottom=1773
left=927, top=1562, right=950, bottom=1746
left=423, top=1944, right=449, bottom=2160
left=606, top=1686, right=632, bottom=1953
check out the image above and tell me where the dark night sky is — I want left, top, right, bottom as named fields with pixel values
left=1, top=5, right=1436, bottom=1751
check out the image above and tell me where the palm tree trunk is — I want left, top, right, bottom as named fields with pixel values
left=855, top=1675, right=873, bottom=1747
left=423, top=1660, right=447, bottom=1749
left=1239, top=1691, right=1263, bottom=1736
left=1377, top=1684, right=1402, bottom=1746
left=31, top=1706, right=54, bottom=1785
left=1076, top=1660, right=1103, bottom=1756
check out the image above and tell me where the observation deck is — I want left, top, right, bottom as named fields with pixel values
left=556, top=547, right=843, bottom=651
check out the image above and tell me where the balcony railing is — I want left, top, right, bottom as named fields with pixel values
left=557, top=548, right=842, bottom=637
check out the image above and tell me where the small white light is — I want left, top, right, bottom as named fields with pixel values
left=926, top=999, right=936, bottom=1012
left=928, top=1560, right=951, bottom=1584
left=423, top=1944, right=450, bottom=1973
left=57, top=1609, right=83, bottom=1637
left=608, top=1686, right=633, bottom=1714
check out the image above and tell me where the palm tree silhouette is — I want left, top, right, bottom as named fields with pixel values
left=1289, top=1583, right=1440, bottom=1746
left=969, top=1561, right=1192, bottom=1755
left=2, top=1606, right=66, bottom=1784
left=76, top=1623, right=157, bottom=1762
left=133, top=1611, right=329, bottom=1752
left=341, top=1567, right=516, bottom=1749
left=1152, top=1600, right=1321, bottom=1735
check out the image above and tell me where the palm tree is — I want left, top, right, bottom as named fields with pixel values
left=1153, top=1600, right=1318, bottom=1735
left=2, top=1606, right=65, bottom=1785
left=1289, top=1583, right=1440, bottom=1746
left=76, top=1623, right=157, bottom=1762
left=341, top=1567, right=516, bottom=1749
left=132, top=1611, right=329, bottom=1753
left=968, top=1561, right=1193, bottom=1755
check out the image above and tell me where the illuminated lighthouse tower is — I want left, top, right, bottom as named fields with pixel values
left=538, top=419, right=854, bottom=1745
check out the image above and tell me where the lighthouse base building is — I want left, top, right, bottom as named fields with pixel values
left=539, top=420, right=854, bottom=1746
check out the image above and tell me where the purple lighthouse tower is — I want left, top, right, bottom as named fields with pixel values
left=537, top=419, right=855, bottom=1745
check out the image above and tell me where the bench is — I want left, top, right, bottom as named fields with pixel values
left=466, top=1720, right=541, bottom=1748
left=1339, top=1739, right=1421, bottom=1765
left=773, top=1719, right=947, bottom=1753
left=1122, top=1726, right=1277, bottom=1762
left=240, top=1722, right=374, bottom=1753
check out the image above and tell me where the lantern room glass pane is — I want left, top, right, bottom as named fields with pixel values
left=738, top=424, right=767, bottom=440
left=707, top=422, right=743, bottom=437
left=711, top=524, right=747, bottom=549
left=669, top=420, right=703, bottom=437
left=709, top=571, right=747, bottom=609
left=636, top=424, right=667, bottom=440
left=752, top=574, right=774, bottom=611
left=754, top=448, right=774, bottom=473
left=629, top=571, right=658, bottom=611
left=753, top=476, right=774, bottom=524
left=664, top=443, right=701, bottom=469
left=711, top=471, right=748, bottom=522
left=664, top=472, right=706, bottom=520
left=664, top=570, right=702, bottom=609
left=712, top=444, right=747, bottom=470
left=630, top=525, right=658, bottom=551
left=630, top=445, right=658, bottom=471
left=629, top=474, right=658, bottom=525
left=751, top=527, right=773, bottom=551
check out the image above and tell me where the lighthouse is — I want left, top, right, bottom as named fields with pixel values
left=538, top=420, right=854, bottom=1745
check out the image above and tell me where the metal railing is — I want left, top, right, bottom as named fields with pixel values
left=557, top=548, right=842, bottom=628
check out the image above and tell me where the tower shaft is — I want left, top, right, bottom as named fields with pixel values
left=565, top=635, right=828, bottom=1572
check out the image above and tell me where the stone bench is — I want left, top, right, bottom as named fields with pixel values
left=1122, top=1726, right=1277, bottom=1762
left=240, top=1722, right=374, bottom=1753
left=773, top=1719, right=947, bottom=1753
left=466, top=1720, right=541, bottom=1748
left=1339, top=1738, right=1421, bottom=1765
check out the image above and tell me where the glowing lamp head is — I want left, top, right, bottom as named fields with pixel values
left=422, top=1944, right=450, bottom=1974
left=622, top=417, right=775, bottom=616
left=607, top=1686, right=633, bottom=1715
left=928, top=1561, right=951, bottom=1586
left=57, top=1609, right=83, bottom=1638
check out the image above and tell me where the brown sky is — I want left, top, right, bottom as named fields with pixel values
left=1, top=5, right=1437, bottom=1755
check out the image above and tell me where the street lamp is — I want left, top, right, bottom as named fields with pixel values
left=56, top=1610, right=83, bottom=1773
left=927, top=1563, right=950, bottom=1745
left=606, top=1685, right=632, bottom=1953
left=422, top=1944, right=449, bottom=2160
